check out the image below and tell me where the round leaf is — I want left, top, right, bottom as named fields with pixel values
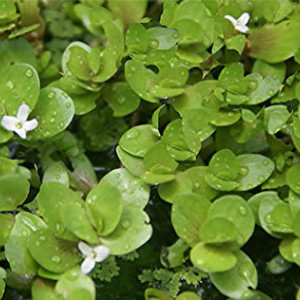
left=86, top=183, right=123, bottom=236
left=100, top=206, right=152, bottom=255
left=27, top=229, right=81, bottom=274
left=235, top=154, right=274, bottom=191
left=171, top=193, right=210, bottom=246
left=28, top=88, right=75, bottom=140
left=100, top=168, right=150, bottom=209
left=190, top=243, right=237, bottom=273
left=207, top=195, right=255, bottom=246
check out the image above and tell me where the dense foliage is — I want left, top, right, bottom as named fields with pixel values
left=1, top=0, right=300, bottom=299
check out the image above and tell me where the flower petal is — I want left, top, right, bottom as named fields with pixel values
left=237, top=12, right=250, bottom=26
left=78, top=241, right=92, bottom=256
left=224, top=15, right=237, bottom=26
left=94, top=245, right=110, bottom=262
left=17, top=104, right=30, bottom=122
left=81, top=257, right=95, bottom=274
left=23, top=119, right=38, bottom=131
left=236, top=25, right=249, bottom=33
left=14, top=128, right=27, bottom=139
left=1, top=116, right=19, bottom=131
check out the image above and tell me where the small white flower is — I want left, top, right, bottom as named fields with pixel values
left=1, top=104, right=38, bottom=139
left=78, top=241, right=110, bottom=274
left=224, top=12, right=250, bottom=33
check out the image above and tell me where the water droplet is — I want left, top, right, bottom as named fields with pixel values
left=117, top=97, right=125, bottom=105
left=265, top=214, right=272, bottom=224
left=126, top=129, right=140, bottom=139
left=124, top=244, right=130, bottom=250
left=55, top=224, right=61, bottom=232
left=48, top=92, right=55, bottom=99
left=59, top=122, right=65, bottom=129
left=259, top=175, right=265, bottom=182
left=130, top=66, right=136, bottom=72
left=52, top=111, right=57, bottom=116
left=239, top=206, right=247, bottom=216
left=66, top=103, right=71, bottom=108
left=50, top=118, right=55, bottom=124
left=35, top=241, right=40, bottom=246
left=239, top=167, right=249, bottom=176
left=22, top=230, right=28, bottom=236
left=122, top=220, right=130, bottom=229
left=115, top=173, right=121, bottom=179
left=172, top=32, right=179, bottom=39
left=10, top=260, right=16, bottom=267
left=43, top=131, right=50, bottom=137
left=194, top=182, right=200, bottom=189
left=263, top=159, right=270, bottom=166
left=248, top=81, right=258, bottom=90
left=55, top=174, right=61, bottom=179
left=39, top=235, right=46, bottom=241
left=247, top=184, right=253, bottom=189
left=25, top=69, right=33, bottom=78
left=150, top=40, right=159, bottom=48
left=6, top=81, right=14, bottom=89
left=268, top=89, right=274, bottom=96
left=51, top=256, right=61, bottom=263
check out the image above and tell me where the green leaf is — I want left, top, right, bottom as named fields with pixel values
left=249, top=21, right=300, bottom=63
left=235, top=154, right=275, bottom=191
left=144, top=142, right=178, bottom=174
left=286, top=164, right=300, bottom=194
left=171, top=193, right=210, bottom=246
left=100, top=168, right=150, bottom=209
left=209, top=149, right=239, bottom=181
left=147, top=27, right=180, bottom=50
left=60, top=203, right=99, bottom=244
left=55, top=267, right=95, bottom=299
left=158, top=172, right=194, bottom=204
left=27, top=229, right=81, bottom=274
left=37, top=183, right=81, bottom=241
left=257, top=191, right=283, bottom=238
left=264, top=105, right=290, bottom=134
left=225, top=34, right=246, bottom=54
left=28, top=88, right=75, bottom=140
left=245, top=73, right=280, bottom=105
left=125, top=60, right=157, bottom=103
left=0, top=63, right=40, bottom=115
left=32, top=278, right=60, bottom=300
left=100, top=206, right=152, bottom=255
left=103, top=82, right=140, bottom=117
left=119, top=125, right=159, bottom=157
left=204, top=174, right=239, bottom=192
left=207, top=195, right=255, bottom=246
left=190, top=243, right=237, bottom=273
left=116, top=145, right=147, bottom=177
left=107, top=0, right=147, bottom=27
left=0, top=175, right=30, bottom=211
left=0, top=213, right=14, bottom=246
left=210, top=250, right=258, bottom=299
left=252, top=60, right=286, bottom=84
left=43, top=162, right=69, bottom=187
left=126, top=23, right=149, bottom=54
left=199, top=217, right=238, bottom=244
left=86, top=183, right=123, bottom=236
left=185, top=166, right=219, bottom=201
left=266, top=254, right=292, bottom=275
left=0, top=38, right=37, bottom=69
left=5, top=212, right=47, bottom=274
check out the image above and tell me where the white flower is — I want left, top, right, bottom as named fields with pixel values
left=224, top=12, right=250, bottom=33
left=1, top=104, right=38, bottom=139
left=78, top=241, right=110, bottom=274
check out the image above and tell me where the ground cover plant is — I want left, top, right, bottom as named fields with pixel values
left=1, top=0, right=300, bottom=299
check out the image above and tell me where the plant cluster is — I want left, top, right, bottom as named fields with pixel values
left=1, top=0, right=300, bottom=299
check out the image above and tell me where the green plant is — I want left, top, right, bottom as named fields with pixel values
left=1, top=0, right=300, bottom=299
